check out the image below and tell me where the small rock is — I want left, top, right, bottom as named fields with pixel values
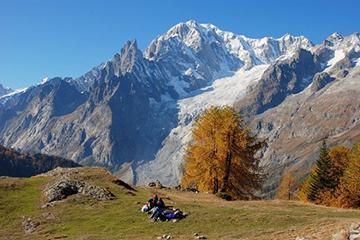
left=148, top=180, right=164, bottom=188
left=193, top=233, right=206, bottom=239
left=349, top=223, right=360, bottom=232
left=41, top=212, right=59, bottom=220
left=24, top=228, right=35, bottom=234
left=160, top=234, right=172, bottom=240
left=148, top=182, right=156, bottom=187
left=53, top=235, right=68, bottom=239
left=155, top=180, right=164, bottom=188
left=350, top=233, right=360, bottom=240
left=295, top=237, right=310, bottom=240
left=41, top=202, right=55, bottom=208
left=22, top=217, right=39, bottom=235
left=332, top=223, right=360, bottom=240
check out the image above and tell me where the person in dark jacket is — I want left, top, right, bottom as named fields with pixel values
left=156, top=197, right=165, bottom=209
left=147, top=194, right=158, bottom=210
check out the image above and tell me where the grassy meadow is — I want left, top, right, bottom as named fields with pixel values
left=0, top=167, right=359, bottom=239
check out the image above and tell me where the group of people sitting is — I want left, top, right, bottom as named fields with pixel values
left=141, top=194, right=185, bottom=222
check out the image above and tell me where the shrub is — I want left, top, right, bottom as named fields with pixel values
left=215, top=192, right=232, bottom=201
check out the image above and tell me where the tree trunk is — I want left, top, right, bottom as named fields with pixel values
left=221, top=151, right=232, bottom=192
left=214, top=178, right=219, bottom=193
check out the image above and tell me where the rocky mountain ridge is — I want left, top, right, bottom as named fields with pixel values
left=0, top=84, right=13, bottom=97
left=0, top=21, right=359, bottom=190
left=237, top=32, right=360, bottom=192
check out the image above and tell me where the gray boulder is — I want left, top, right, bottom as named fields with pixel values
left=44, top=178, right=115, bottom=202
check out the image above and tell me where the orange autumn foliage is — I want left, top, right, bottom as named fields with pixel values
left=275, top=168, right=297, bottom=200
left=300, top=140, right=360, bottom=209
left=331, top=140, right=360, bottom=208
left=181, top=106, right=266, bottom=199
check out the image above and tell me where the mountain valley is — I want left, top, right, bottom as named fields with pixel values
left=1, top=21, right=359, bottom=192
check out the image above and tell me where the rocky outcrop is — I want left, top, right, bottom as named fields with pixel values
left=148, top=180, right=164, bottom=188
left=42, top=167, right=115, bottom=203
left=44, top=178, right=115, bottom=202
left=311, top=72, right=335, bottom=92
left=235, top=49, right=323, bottom=118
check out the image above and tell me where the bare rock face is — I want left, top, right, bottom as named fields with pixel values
left=235, top=49, right=322, bottom=117
left=311, top=72, right=335, bottom=92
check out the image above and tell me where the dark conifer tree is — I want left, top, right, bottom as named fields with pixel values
left=303, top=140, right=331, bottom=201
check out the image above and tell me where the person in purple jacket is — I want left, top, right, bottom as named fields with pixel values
left=150, top=207, right=183, bottom=222
left=165, top=209, right=181, bottom=219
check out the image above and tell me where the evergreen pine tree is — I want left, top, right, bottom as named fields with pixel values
left=303, top=140, right=331, bottom=201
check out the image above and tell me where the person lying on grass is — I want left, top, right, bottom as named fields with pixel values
left=149, top=207, right=185, bottom=222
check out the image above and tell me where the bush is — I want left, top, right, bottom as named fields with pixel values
left=215, top=192, right=232, bottom=201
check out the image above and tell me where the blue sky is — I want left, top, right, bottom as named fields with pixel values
left=1, top=0, right=359, bottom=90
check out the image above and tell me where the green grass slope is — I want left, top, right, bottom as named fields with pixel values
left=0, top=167, right=359, bottom=240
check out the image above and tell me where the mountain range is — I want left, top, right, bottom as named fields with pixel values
left=1, top=21, right=359, bottom=192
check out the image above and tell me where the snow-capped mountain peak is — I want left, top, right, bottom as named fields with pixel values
left=145, top=21, right=313, bottom=77
left=327, top=32, right=344, bottom=42
left=40, top=77, right=50, bottom=85
left=4, top=21, right=359, bottom=190
left=0, top=84, right=13, bottom=97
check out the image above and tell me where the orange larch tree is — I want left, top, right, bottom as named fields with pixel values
left=332, top=140, right=360, bottom=208
left=275, top=167, right=297, bottom=200
left=181, top=106, right=266, bottom=199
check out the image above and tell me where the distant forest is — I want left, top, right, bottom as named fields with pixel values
left=0, top=145, right=81, bottom=177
